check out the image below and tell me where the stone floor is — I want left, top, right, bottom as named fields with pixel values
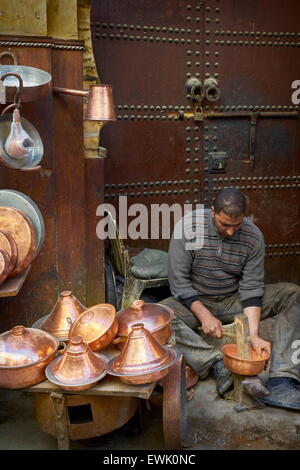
left=0, top=374, right=299, bottom=451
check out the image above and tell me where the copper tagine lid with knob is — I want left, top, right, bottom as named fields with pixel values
left=116, top=300, right=173, bottom=337
left=0, top=325, right=59, bottom=368
left=39, top=291, right=86, bottom=341
left=107, top=323, right=177, bottom=383
left=45, top=336, right=108, bottom=391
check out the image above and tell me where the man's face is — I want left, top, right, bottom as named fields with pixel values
left=211, top=207, right=243, bottom=238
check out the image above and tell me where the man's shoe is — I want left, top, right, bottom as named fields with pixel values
left=212, top=358, right=234, bottom=396
left=260, top=377, right=300, bottom=411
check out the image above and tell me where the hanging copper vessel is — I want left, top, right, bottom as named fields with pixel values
left=68, top=303, right=118, bottom=352
left=107, top=323, right=178, bottom=385
left=222, top=343, right=270, bottom=376
left=45, top=336, right=107, bottom=392
left=39, top=291, right=86, bottom=342
left=0, top=230, right=17, bottom=274
left=114, top=300, right=174, bottom=349
left=0, top=325, right=61, bottom=389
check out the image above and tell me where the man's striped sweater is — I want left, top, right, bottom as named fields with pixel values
left=168, top=208, right=265, bottom=309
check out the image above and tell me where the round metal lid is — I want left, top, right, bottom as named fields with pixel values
left=117, top=300, right=173, bottom=337
left=0, top=189, right=45, bottom=256
left=0, top=113, right=43, bottom=169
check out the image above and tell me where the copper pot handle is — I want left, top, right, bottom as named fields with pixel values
left=0, top=51, right=18, bottom=65
left=57, top=341, right=66, bottom=355
left=112, top=336, right=124, bottom=345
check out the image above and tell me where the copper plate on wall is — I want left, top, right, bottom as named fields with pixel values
left=0, top=206, right=36, bottom=276
left=0, top=190, right=45, bottom=256
left=0, top=230, right=17, bottom=274
left=0, top=248, right=10, bottom=285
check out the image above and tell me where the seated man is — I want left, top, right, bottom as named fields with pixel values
left=161, top=188, right=300, bottom=410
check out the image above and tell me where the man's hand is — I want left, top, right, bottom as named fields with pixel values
left=190, top=300, right=224, bottom=338
left=250, top=334, right=271, bottom=357
left=200, top=313, right=224, bottom=338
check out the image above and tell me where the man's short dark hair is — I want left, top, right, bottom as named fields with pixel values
left=213, top=188, right=246, bottom=218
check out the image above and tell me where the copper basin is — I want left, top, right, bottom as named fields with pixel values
left=114, top=300, right=174, bottom=349
left=107, top=323, right=177, bottom=385
left=39, top=291, right=86, bottom=341
left=222, top=343, right=270, bottom=376
left=46, top=336, right=107, bottom=391
left=0, top=325, right=61, bottom=389
left=68, top=303, right=118, bottom=352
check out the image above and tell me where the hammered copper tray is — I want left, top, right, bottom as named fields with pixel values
left=0, top=230, right=17, bottom=274
left=0, top=190, right=45, bottom=256
left=0, top=248, right=10, bottom=285
left=0, top=206, right=37, bottom=276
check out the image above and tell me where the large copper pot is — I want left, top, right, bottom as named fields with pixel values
left=114, top=300, right=174, bottom=349
left=0, top=325, right=61, bottom=389
left=45, top=336, right=107, bottom=392
left=107, top=323, right=177, bottom=385
left=68, top=303, right=118, bottom=352
left=39, top=291, right=86, bottom=341
left=222, top=343, right=270, bottom=376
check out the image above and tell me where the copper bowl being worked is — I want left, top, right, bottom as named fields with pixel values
left=222, top=343, right=270, bottom=376
left=114, top=300, right=174, bottom=349
left=68, top=303, right=118, bottom=352
left=0, top=326, right=62, bottom=389
left=45, top=336, right=108, bottom=392
left=107, top=323, right=178, bottom=385
left=39, top=291, right=86, bottom=342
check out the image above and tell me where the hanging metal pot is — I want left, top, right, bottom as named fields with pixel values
left=0, top=325, right=64, bottom=389
left=0, top=108, right=44, bottom=170
left=0, top=52, right=51, bottom=103
left=113, top=300, right=174, bottom=349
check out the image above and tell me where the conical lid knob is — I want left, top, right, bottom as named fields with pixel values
left=40, top=291, right=86, bottom=340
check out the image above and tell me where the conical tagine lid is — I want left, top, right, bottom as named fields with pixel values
left=40, top=291, right=86, bottom=341
left=46, top=336, right=107, bottom=388
left=107, top=323, right=177, bottom=377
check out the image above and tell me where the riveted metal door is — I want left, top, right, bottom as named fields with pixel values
left=91, top=0, right=300, bottom=283
left=91, top=1, right=205, bottom=253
